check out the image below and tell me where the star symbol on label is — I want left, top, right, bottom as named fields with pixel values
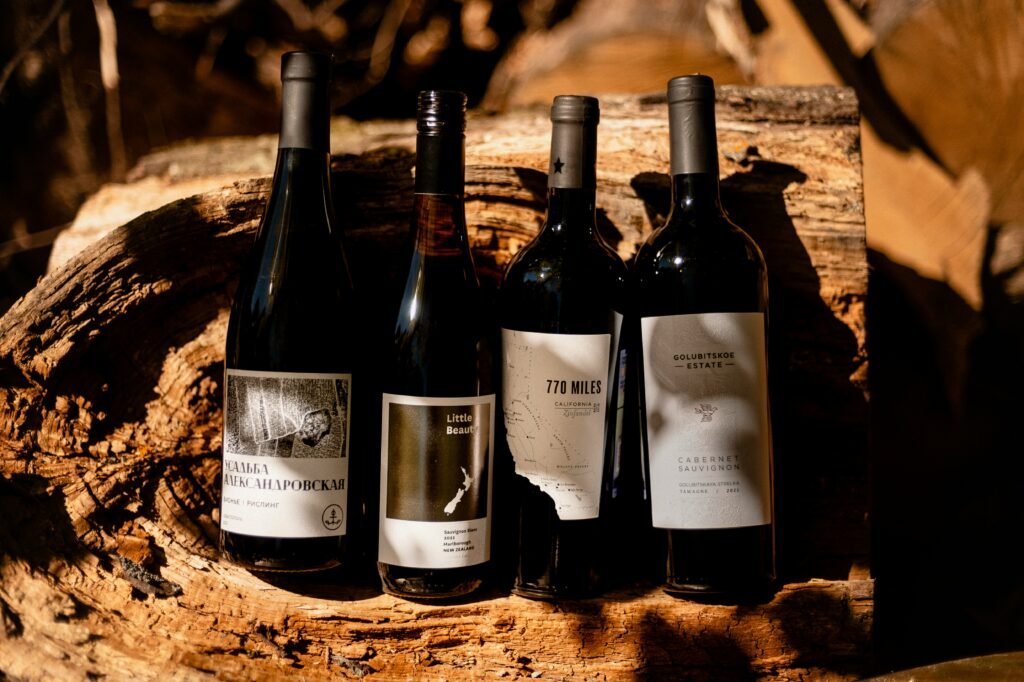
left=553, top=157, right=565, bottom=173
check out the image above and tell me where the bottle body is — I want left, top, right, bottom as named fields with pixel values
left=221, top=53, right=358, bottom=572
left=633, top=75, right=775, bottom=596
left=377, top=91, right=494, bottom=599
left=500, top=96, right=627, bottom=599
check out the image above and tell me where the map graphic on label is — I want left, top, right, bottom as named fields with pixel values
left=378, top=394, right=495, bottom=569
left=502, top=329, right=612, bottom=520
left=641, top=312, right=772, bottom=530
left=221, top=369, right=350, bottom=538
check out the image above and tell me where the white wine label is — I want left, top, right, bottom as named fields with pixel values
left=641, top=312, right=772, bottom=529
left=378, top=393, right=495, bottom=569
left=221, top=369, right=351, bottom=538
left=501, top=329, right=612, bottom=520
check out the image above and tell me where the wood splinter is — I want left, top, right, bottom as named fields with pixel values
left=116, top=555, right=183, bottom=598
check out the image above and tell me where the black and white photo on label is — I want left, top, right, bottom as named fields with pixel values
left=386, top=402, right=490, bottom=523
left=225, top=374, right=350, bottom=459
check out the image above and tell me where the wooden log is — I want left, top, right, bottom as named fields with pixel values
left=0, top=87, right=869, bottom=679
left=749, top=0, right=992, bottom=407
left=480, top=0, right=746, bottom=110
left=872, top=0, right=1024, bottom=225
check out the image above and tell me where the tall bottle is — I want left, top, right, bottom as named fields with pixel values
left=221, top=52, right=357, bottom=572
left=499, top=96, right=627, bottom=599
left=377, top=91, right=494, bottom=599
left=632, top=75, right=775, bottom=596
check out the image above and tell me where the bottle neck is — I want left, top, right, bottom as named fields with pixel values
left=273, top=148, right=331, bottom=202
left=542, top=187, right=597, bottom=237
left=416, top=131, right=464, bottom=195
left=266, top=59, right=332, bottom=224
left=543, top=116, right=597, bottom=236
left=413, top=193, right=469, bottom=257
left=255, top=148, right=333, bottom=246
left=667, top=91, right=723, bottom=223
left=670, top=172, right=724, bottom=220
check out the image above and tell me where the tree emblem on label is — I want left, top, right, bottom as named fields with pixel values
left=695, top=403, right=718, bottom=422
left=322, top=504, right=344, bottom=530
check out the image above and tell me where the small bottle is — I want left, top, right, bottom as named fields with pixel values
left=499, top=95, right=627, bottom=599
left=632, top=75, right=776, bottom=596
left=377, top=91, right=494, bottom=600
left=221, top=52, right=358, bottom=572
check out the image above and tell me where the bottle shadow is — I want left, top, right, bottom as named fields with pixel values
left=639, top=611, right=758, bottom=681
left=763, top=585, right=873, bottom=677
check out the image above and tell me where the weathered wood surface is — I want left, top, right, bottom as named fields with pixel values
left=1, top=87, right=869, bottom=679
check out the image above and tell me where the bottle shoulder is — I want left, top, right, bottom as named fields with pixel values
left=632, top=215, right=768, bottom=316
left=389, top=283, right=491, bottom=397
left=503, top=229, right=626, bottom=287
left=227, top=221, right=355, bottom=370
left=499, top=235, right=625, bottom=334
left=636, top=215, right=765, bottom=272
left=236, top=226, right=353, bottom=304
left=392, top=250, right=486, bottom=354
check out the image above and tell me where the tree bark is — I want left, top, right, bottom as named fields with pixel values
left=1, top=87, right=870, bottom=680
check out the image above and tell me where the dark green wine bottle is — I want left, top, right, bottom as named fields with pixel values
left=499, top=95, right=627, bottom=599
left=377, top=91, right=494, bottom=600
left=221, top=52, right=357, bottom=572
left=633, top=75, right=776, bottom=596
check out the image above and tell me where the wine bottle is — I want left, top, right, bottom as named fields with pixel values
left=499, top=95, right=627, bottom=599
left=632, top=75, right=775, bottom=596
left=377, top=90, right=494, bottom=600
left=220, top=52, right=357, bottom=572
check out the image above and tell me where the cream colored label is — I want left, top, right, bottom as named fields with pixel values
left=378, top=394, right=494, bottom=569
left=641, top=312, right=772, bottom=529
left=502, top=329, right=613, bottom=520
left=221, top=369, right=350, bottom=538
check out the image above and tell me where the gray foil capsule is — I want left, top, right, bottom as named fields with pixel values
left=668, top=74, right=719, bottom=177
left=548, top=95, right=600, bottom=190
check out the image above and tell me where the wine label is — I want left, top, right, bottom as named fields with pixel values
left=641, top=312, right=772, bottom=529
left=501, top=329, right=613, bottom=520
left=378, top=393, right=495, bottom=569
left=221, top=369, right=351, bottom=538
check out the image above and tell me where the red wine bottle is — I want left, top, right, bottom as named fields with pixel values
left=221, top=52, right=357, bottom=572
left=633, top=75, right=775, bottom=596
left=377, top=91, right=494, bottom=599
left=499, top=96, right=627, bottom=599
